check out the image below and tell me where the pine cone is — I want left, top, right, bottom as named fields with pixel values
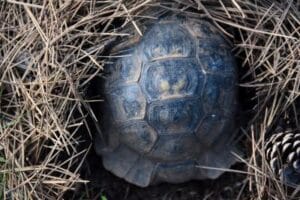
left=265, top=130, right=300, bottom=187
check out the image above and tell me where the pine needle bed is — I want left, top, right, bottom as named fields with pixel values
left=0, top=0, right=299, bottom=199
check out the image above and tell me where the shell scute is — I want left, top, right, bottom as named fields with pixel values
left=141, top=59, right=204, bottom=101
left=107, top=84, right=146, bottom=122
left=119, top=121, right=158, bottom=154
left=147, top=99, right=204, bottom=134
left=141, top=23, right=195, bottom=61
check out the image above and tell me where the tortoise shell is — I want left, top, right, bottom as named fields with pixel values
left=96, top=14, right=238, bottom=187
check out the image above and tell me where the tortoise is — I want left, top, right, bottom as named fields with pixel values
left=95, top=13, right=239, bottom=187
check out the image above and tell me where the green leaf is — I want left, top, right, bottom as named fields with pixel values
left=101, top=195, right=108, bottom=200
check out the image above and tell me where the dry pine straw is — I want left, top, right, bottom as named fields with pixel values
left=0, top=0, right=299, bottom=199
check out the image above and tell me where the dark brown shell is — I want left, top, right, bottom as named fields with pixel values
left=96, top=13, right=239, bottom=187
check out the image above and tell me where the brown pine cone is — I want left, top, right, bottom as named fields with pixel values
left=265, top=130, right=300, bottom=187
